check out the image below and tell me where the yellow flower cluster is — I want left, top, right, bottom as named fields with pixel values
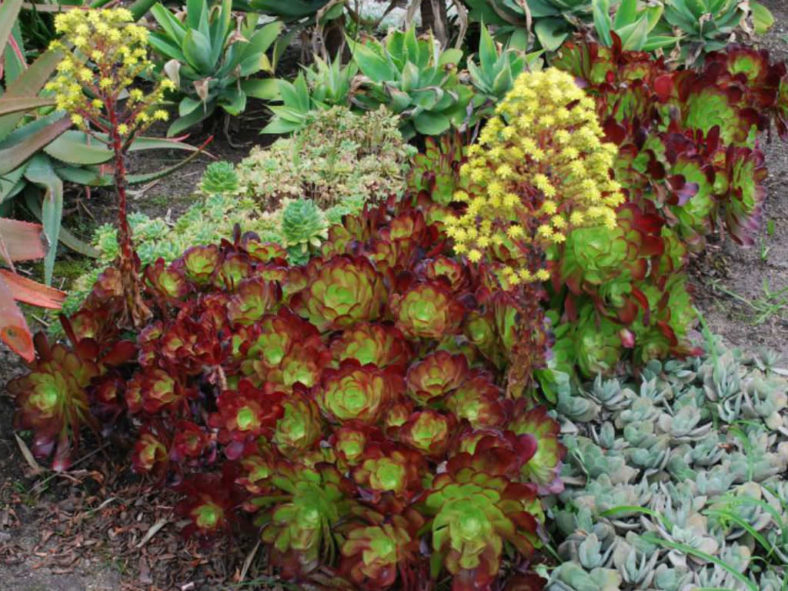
left=45, top=9, right=174, bottom=138
left=445, top=68, right=624, bottom=286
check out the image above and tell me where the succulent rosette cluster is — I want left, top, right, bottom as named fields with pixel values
left=552, top=41, right=786, bottom=249
left=10, top=199, right=563, bottom=590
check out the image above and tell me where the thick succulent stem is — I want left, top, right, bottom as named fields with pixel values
left=108, top=100, right=151, bottom=327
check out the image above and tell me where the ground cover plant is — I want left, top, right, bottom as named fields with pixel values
left=547, top=343, right=788, bottom=590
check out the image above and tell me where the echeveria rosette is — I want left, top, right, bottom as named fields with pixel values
left=241, top=308, right=331, bottom=389
left=131, top=427, right=169, bottom=477
left=209, top=380, right=285, bottom=459
left=415, top=256, right=471, bottom=294
left=390, top=281, right=465, bottom=340
left=280, top=198, right=329, bottom=263
left=406, top=351, right=470, bottom=406
left=723, top=146, right=767, bottom=246
left=130, top=367, right=191, bottom=415
left=226, top=277, right=281, bottom=326
left=214, top=253, right=254, bottom=292
left=272, top=392, right=323, bottom=459
left=330, top=323, right=413, bottom=368
left=9, top=345, right=100, bottom=470
left=445, top=375, right=509, bottom=429
left=398, top=410, right=455, bottom=458
left=181, top=245, right=220, bottom=286
left=352, top=444, right=425, bottom=506
left=176, top=469, right=242, bottom=539
left=451, top=428, right=538, bottom=480
left=423, top=467, right=540, bottom=590
left=340, top=516, right=423, bottom=590
left=144, top=259, right=189, bottom=301
left=559, top=305, right=624, bottom=378
left=508, top=405, right=565, bottom=495
left=315, top=362, right=403, bottom=425
left=294, top=256, right=386, bottom=331
left=330, top=422, right=384, bottom=469
left=256, top=465, right=354, bottom=578
left=171, top=420, right=209, bottom=462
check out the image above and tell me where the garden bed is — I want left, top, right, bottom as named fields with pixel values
left=1, top=1, right=788, bottom=590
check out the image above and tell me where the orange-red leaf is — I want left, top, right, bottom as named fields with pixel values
left=0, top=275, right=34, bottom=361
left=0, top=217, right=46, bottom=264
left=0, top=269, right=65, bottom=308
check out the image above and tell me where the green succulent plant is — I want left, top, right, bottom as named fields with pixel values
left=148, top=0, right=285, bottom=135
left=280, top=198, right=328, bottom=264
left=548, top=344, right=788, bottom=590
left=200, top=160, right=239, bottom=195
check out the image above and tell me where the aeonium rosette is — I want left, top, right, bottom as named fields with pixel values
left=9, top=198, right=563, bottom=589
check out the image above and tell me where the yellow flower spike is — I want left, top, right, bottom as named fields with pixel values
left=535, top=268, right=551, bottom=281
left=447, top=67, right=623, bottom=290
left=117, top=123, right=129, bottom=135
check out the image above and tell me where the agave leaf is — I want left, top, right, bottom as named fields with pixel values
left=43, top=131, right=113, bottom=165
left=22, top=197, right=99, bottom=257
left=0, top=114, right=72, bottom=176
left=0, top=0, right=23, bottom=56
left=751, top=2, right=774, bottom=35
left=0, top=50, right=62, bottom=140
left=0, top=96, right=54, bottom=116
left=23, top=156, right=62, bottom=285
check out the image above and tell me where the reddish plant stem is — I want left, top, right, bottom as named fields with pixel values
left=107, top=97, right=151, bottom=327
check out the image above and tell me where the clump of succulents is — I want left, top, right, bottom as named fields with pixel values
left=237, top=105, right=413, bottom=219
left=61, top=190, right=278, bottom=316
left=552, top=42, right=788, bottom=248
left=547, top=344, right=788, bottom=590
left=11, top=198, right=562, bottom=589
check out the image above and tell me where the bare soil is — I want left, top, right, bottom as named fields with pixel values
left=689, top=0, right=788, bottom=362
left=3, top=7, right=788, bottom=588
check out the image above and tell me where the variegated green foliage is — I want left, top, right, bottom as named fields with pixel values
left=548, top=344, right=788, bottom=590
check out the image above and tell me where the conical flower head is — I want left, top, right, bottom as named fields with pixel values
left=391, top=281, right=465, bottom=340
left=281, top=198, right=328, bottom=254
left=295, top=256, right=386, bottom=332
